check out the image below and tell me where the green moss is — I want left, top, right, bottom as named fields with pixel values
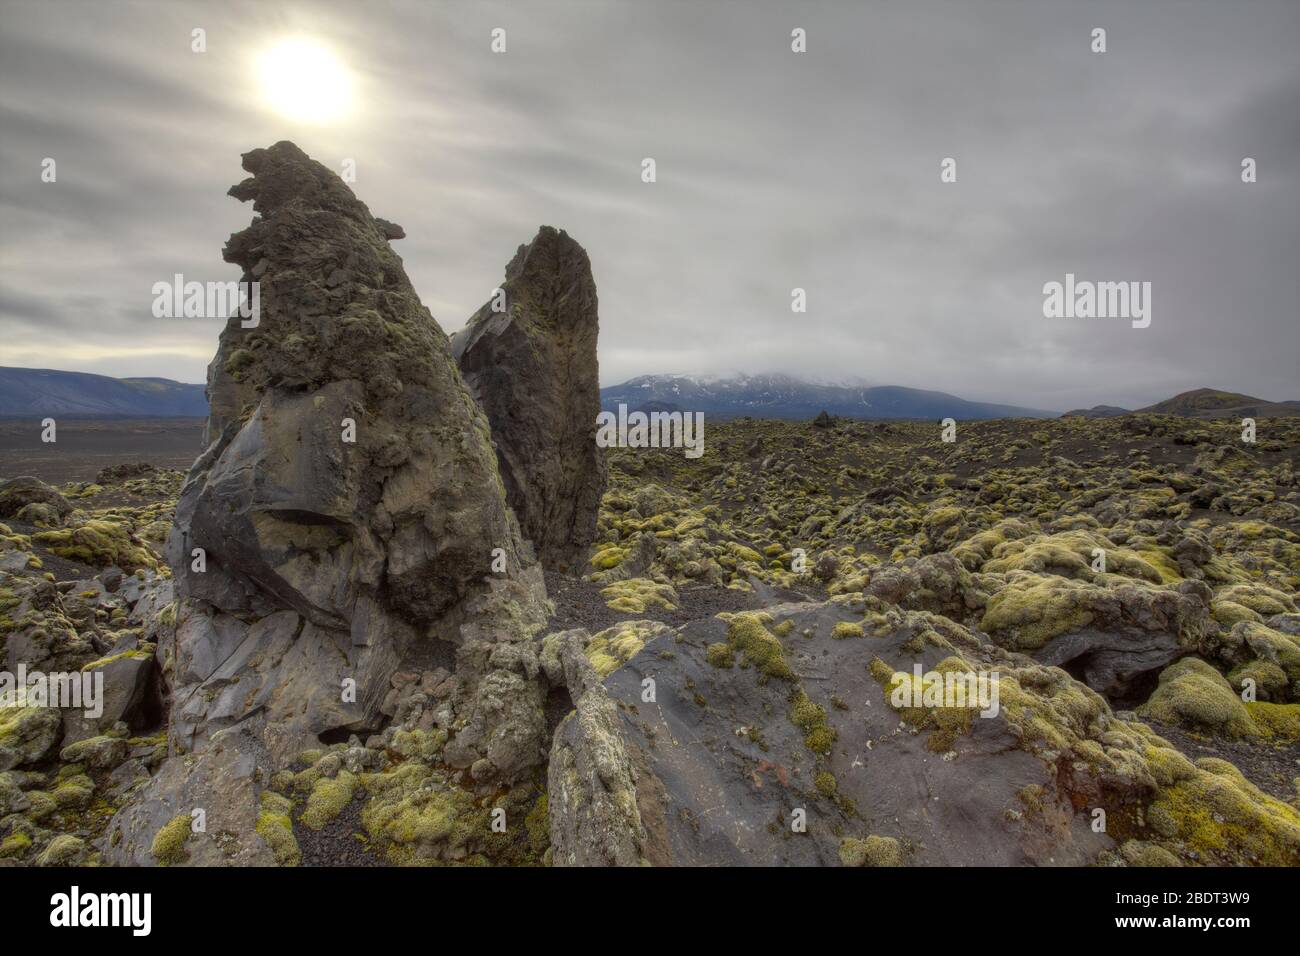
left=839, top=835, right=905, bottom=867
left=1146, top=758, right=1300, bottom=865
left=589, top=546, right=627, bottom=571
left=151, top=813, right=193, bottom=866
left=32, top=519, right=159, bottom=573
left=814, top=771, right=838, bottom=798
left=300, top=770, right=356, bottom=830
left=1118, top=840, right=1183, bottom=867
left=22, top=790, right=57, bottom=823
left=360, top=764, right=478, bottom=864
left=35, top=834, right=86, bottom=867
left=585, top=620, right=666, bottom=677
left=524, top=791, right=549, bottom=857
left=790, top=689, right=835, bottom=754
left=868, top=655, right=979, bottom=752
left=389, top=728, right=447, bottom=762
left=979, top=573, right=1095, bottom=650
left=0, top=831, right=32, bottom=858
left=1211, top=600, right=1262, bottom=627
left=51, top=774, right=94, bottom=809
left=1233, top=622, right=1300, bottom=682
left=705, top=642, right=735, bottom=668
left=724, top=612, right=793, bottom=681
left=157, top=602, right=177, bottom=630
left=1139, top=658, right=1258, bottom=737
left=256, top=791, right=300, bottom=866
left=81, top=644, right=155, bottom=672
left=830, top=621, right=865, bottom=640
left=1216, top=583, right=1295, bottom=616
left=1245, top=702, right=1300, bottom=741
left=224, top=348, right=254, bottom=377
left=1227, top=659, right=1288, bottom=701
left=600, top=577, right=677, bottom=614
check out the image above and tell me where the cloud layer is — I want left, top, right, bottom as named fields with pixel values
left=1, top=0, right=1296, bottom=411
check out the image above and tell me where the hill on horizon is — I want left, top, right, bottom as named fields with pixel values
left=1064, top=387, right=1300, bottom=420
left=0, top=366, right=206, bottom=418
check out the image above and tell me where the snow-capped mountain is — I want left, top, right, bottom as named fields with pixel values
left=599, top=373, right=1056, bottom=421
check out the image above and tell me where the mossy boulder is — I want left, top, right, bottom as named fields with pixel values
left=1139, top=658, right=1258, bottom=737
left=359, top=762, right=480, bottom=864
left=15, top=502, right=62, bottom=528
left=0, top=477, right=72, bottom=521
left=35, top=834, right=89, bottom=867
left=256, top=791, right=300, bottom=865
left=1146, top=755, right=1300, bottom=865
left=33, top=519, right=158, bottom=573
left=599, top=577, right=677, bottom=614
left=0, top=705, right=62, bottom=771
left=979, top=573, right=1097, bottom=650
left=300, top=770, right=357, bottom=830
left=59, top=735, right=128, bottom=772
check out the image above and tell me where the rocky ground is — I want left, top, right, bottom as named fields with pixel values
left=1, top=141, right=1295, bottom=869
left=2, top=411, right=1297, bottom=866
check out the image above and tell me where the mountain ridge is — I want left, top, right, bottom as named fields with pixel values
left=1064, top=387, right=1300, bottom=420
left=0, top=366, right=207, bottom=418
left=600, top=373, right=1057, bottom=421
left=4, top=367, right=1297, bottom=423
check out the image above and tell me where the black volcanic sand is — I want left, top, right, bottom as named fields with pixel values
left=543, top=569, right=826, bottom=635
left=0, top=418, right=204, bottom=484
left=294, top=794, right=383, bottom=867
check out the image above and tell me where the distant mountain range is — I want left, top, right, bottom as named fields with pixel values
left=3, top=367, right=1295, bottom=424
left=0, top=367, right=206, bottom=418
left=600, top=373, right=1056, bottom=421
left=1063, top=388, right=1300, bottom=420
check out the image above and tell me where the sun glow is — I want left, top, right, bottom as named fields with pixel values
left=257, top=39, right=352, bottom=124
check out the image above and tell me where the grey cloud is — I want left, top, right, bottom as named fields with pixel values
left=0, top=0, right=1296, bottom=412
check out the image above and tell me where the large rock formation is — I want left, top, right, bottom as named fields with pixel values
left=548, top=597, right=1300, bottom=867
left=452, top=226, right=605, bottom=572
left=103, top=142, right=552, bottom=863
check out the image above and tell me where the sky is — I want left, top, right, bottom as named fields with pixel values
left=0, top=0, right=1296, bottom=412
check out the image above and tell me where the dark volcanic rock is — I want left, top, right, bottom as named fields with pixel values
left=167, top=141, right=548, bottom=756
left=452, top=226, right=606, bottom=573
left=107, top=142, right=551, bottom=865
left=1032, top=628, right=1183, bottom=705
left=549, top=599, right=1152, bottom=867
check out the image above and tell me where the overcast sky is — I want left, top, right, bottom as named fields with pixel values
left=1, top=0, right=1296, bottom=411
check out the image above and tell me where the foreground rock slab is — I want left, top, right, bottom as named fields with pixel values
left=549, top=597, right=1300, bottom=866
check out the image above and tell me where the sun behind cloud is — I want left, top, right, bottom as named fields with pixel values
left=257, top=38, right=352, bottom=124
